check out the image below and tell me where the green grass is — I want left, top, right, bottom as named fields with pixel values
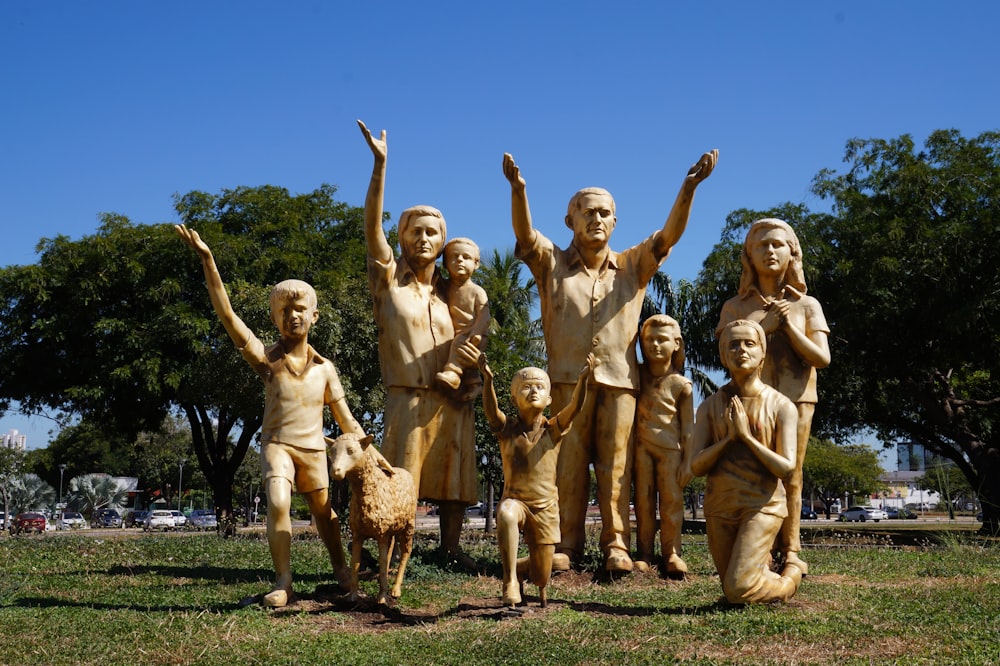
left=1, top=526, right=999, bottom=665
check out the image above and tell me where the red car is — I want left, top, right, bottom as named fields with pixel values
left=10, top=512, right=47, bottom=535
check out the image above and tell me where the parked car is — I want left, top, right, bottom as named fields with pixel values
left=800, top=507, right=818, bottom=520
left=93, top=508, right=123, bottom=528
left=187, top=509, right=218, bottom=531
left=143, top=510, right=175, bottom=531
left=57, top=511, right=88, bottom=530
left=170, top=510, right=187, bottom=529
left=10, top=512, right=47, bottom=534
left=125, top=509, right=149, bottom=528
left=838, top=506, right=888, bottom=522
left=886, top=507, right=919, bottom=520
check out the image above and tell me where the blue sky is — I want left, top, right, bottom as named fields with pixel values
left=2, top=1, right=998, bottom=450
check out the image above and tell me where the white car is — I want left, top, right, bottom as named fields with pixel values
left=144, top=510, right=176, bottom=531
left=57, top=511, right=89, bottom=530
left=171, top=510, right=187, bottom=529
left=838, top=506, right=888, bottom=522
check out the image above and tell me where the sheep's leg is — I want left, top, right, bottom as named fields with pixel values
left=350, top=537, right=364, bottom=602
left=377, top=538, right=392, bottom=605
left=392, top=530, right=413, bottom=599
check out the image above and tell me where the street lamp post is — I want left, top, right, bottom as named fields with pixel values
left=178, top=458, right=187, bottom=512
left=58, top=464, right=66, bottom=506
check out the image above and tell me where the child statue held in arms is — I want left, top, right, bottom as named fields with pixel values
left=176, top=224, right=369, bottom=608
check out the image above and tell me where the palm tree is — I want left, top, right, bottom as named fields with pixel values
left=9, top=473, right=56, bottom=514
left=68, top=473, right=129, bottom=514
left=642, top=271, right=718, bottom=399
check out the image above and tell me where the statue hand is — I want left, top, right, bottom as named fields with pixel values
left=478, top=351, right=493, bottom=380
left=357, top=119, right=387, bottom=162
left=455, top=334, right=482, bottom=369
left=728, top=395, right=751, bottom=441
left=174, top=224, right=212, bottom=261
left=686, top=149, right=718, bottom=186
left=503, top=153, right=526, bottom=191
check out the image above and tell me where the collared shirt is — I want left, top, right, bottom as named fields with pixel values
left=717, top=288, right=829, bottom=404
left=517, top=232, right=663, bottom=389
left=368, top=254, right=454, bottom=389
left=496, top=415, right=568, bottom=507
left=239, top=334, right=346, bottom=451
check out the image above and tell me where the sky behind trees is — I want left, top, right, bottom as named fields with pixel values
left=2, top=1, right=998, bottom=447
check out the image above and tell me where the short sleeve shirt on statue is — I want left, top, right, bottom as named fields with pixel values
left=636, top=372, right=692, bottom=451
left=239, top=332, right=345, bottom=451
left=368, top=254, right=454, bottom=389
left=718, top=290, right=829, bottom=404
left=496, top=415, right=569, bottom=544
left=516, top=232, right=663, bottom=389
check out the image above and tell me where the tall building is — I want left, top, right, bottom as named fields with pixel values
left=2, top=429, right=27, bottom=451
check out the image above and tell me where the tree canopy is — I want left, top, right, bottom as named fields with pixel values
left=0, top=184, right=385, bottom=523
left=691, top=129, right=1000, bottom=533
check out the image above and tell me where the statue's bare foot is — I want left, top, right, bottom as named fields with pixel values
left=435, top=370, right=462, bottom=390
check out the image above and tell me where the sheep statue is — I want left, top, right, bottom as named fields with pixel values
left=326, top=432, right=416, bottom=605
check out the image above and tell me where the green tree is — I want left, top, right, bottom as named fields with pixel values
left=691, top=130, right=1000, bottom=534
left=918, top=462, right=975, bottom=519
left=0, top=184, right=384, bottom=525
left=0, top=447, right=25, bottom=525
left=802, top=438, right=885, bottom=515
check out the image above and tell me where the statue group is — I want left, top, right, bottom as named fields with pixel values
left=178, top=121, right=828, bottom=609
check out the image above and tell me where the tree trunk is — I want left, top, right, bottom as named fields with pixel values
left=181, top=402, right=258, bottom=537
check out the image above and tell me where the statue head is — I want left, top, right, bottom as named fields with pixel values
left=510, top=366, right=553, bottom=414
left=269, top=279, right=319, bottom=338
left=738, top=218, right=807, bottom=297
left=640, top=314, right=685, bottom=374
left=565, top=187, right=617, bottom=250
left=398, top=205, right=447, bottom=267
left=718, top=318, right=767, bottom=374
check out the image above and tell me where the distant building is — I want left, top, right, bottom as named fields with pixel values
left=2, top=429, right=27, bottom=451
left=878, top=441, right=943, bottom=508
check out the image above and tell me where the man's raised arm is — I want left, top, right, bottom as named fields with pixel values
left=503, top=153, right=537, bottom=248
left=652, top=149, right=718, bottom=259
left=358, top=120, right=393, bottom=265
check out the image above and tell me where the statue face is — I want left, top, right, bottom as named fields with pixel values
left=445, top=242, right=479, bottom=280
left=749, top=228, right=792, bottom=278
left=641, top=327, right=678, bottom=365
left=401, top=215, right=445, bottom=267
left=512, top=371, right=552, bottom=413
left=722, top=324, right=764, bottom=374
left=272, top=294, right=319, bottom=340
left=567, top=192, right=616, bottom=249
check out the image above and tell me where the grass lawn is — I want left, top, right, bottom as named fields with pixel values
left=1, top=523, right=998, bottom=665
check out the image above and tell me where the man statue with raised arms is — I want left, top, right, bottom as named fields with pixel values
left=501, top=148, right=717, bottom=572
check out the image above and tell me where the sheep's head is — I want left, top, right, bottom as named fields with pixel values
left=326, top=432, right=374, bottom=481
